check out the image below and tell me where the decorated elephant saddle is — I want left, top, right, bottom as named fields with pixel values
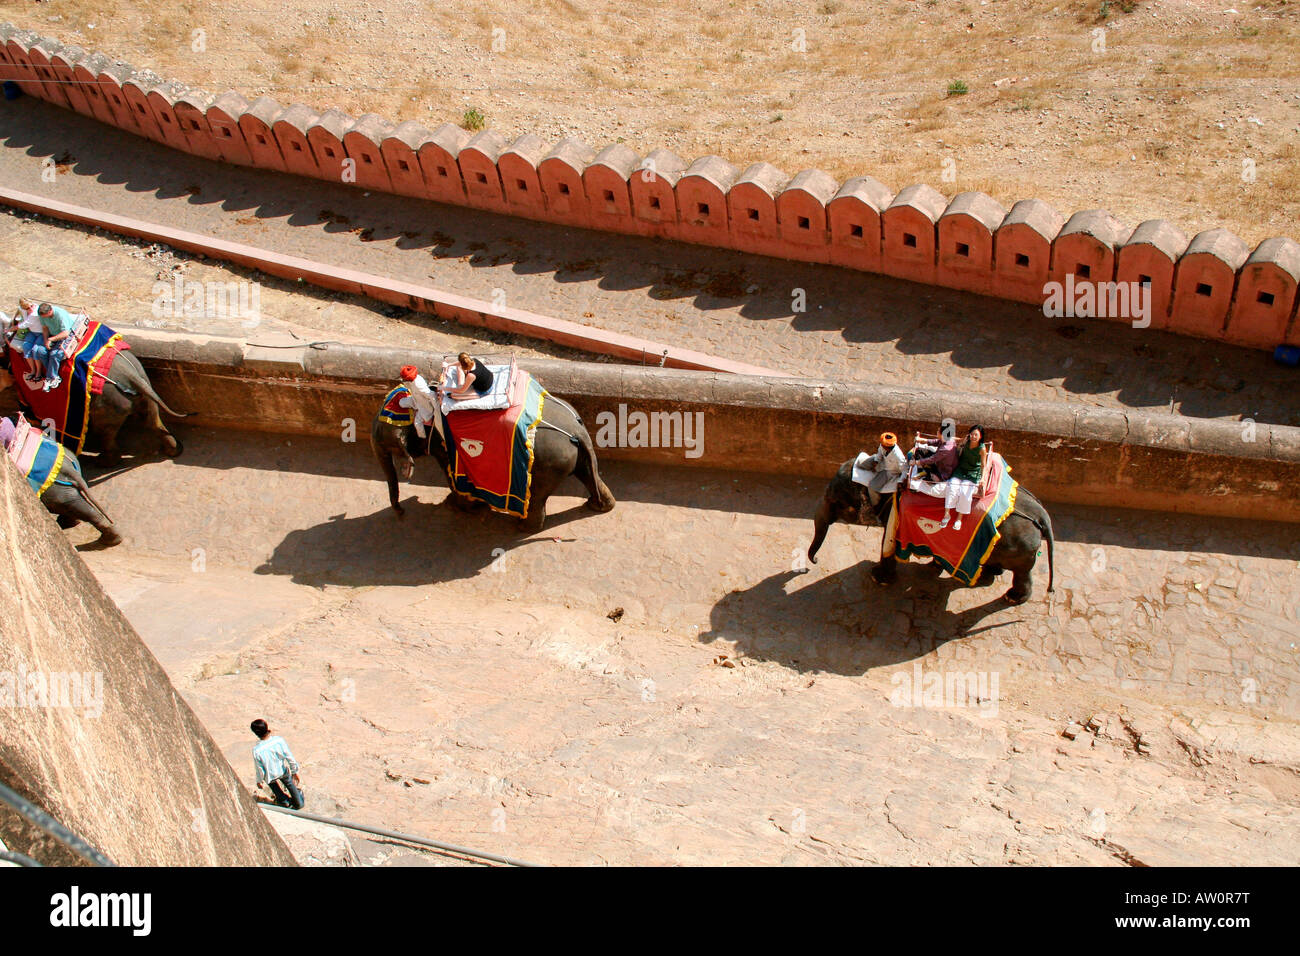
left=5, top=308, right=129, bottom=453
left=4, top=415, right=79, bottom=496
left=889, top=452, right=1019, bottom=586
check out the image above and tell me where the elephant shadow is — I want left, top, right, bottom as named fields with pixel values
left=252, top=493, right=589, bottom=588
left=700, top=562, right=1030, bottom=677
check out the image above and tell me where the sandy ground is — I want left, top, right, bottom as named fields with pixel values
left=3, top=0, right=1298, bottom=245
left=59, top=425, right=1300, bottom=866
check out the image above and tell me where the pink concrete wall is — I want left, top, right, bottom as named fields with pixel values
left=676, top=156, right=737, bottom=247
left=4, top=26, right=1295, bottom=352
left=828, top=176, right=891, bottom=274
left=1170, top=229, right=1251, bottom=340
left=1115, top=220, right=1188, bottom=330
left=936, top=191, right=1007, bottom=296
left=1226, top=238, right=1300, bottom=348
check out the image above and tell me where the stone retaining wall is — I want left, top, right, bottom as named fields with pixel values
left=126, top=329, right=1300, bottom=523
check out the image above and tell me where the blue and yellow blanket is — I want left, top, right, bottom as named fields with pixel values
left=8, top=422, right=80, bottom=495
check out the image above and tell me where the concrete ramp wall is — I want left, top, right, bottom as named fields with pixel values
left=0, top=453, right=296, bottom=866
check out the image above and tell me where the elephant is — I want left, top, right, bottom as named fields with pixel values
left=1, top=333, right=189, bottom=461
left=0, top=420, right=120, bottom=548
left=371, top=393, right=615, bottom=532
left=807, top=459, right=1055, bottom=605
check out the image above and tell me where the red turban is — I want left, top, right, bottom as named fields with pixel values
left=399, top=365, right=418, bottom=382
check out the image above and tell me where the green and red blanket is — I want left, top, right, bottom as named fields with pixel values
left=440, top=371, right=546, bottom=519
left=892, top=452, right=1018, bottom=586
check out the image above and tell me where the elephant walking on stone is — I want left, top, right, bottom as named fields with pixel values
left=370, top=394, right=615, bottom=532
left=808, top=458, right=1055, bottom=605
left=1, top=418, right=120, bottom=548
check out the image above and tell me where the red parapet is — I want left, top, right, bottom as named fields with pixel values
left=936, top=191, right=1007, bottom=296
left=71, top=52, right=121, bottom=128
left=676, top=156, right=738, bottom=247
left=173, top=89, right=226, bottom=162
left=1049, top=210, right=1129, bottom=319
left=307, top=108, right=354, bottom=184
left=538, top=137, right=595, bottom=226
left=993, top=199, right=1063, bottom=306
left=828, top=176, right=892, bottom=274
left=272, top=104, right=322, bottom=179
left=776, top=169, right=837, bottom=264
left=584, top=143, right=640, bottom=235
left=206, top=91, right=254, bottom=166
left=727, top=162, right=789, bottom=257
left=1169, top=229, right=1250, bottom=340
left=499, top=133, right=549, bottom=219
left=120, top=73, right=167, bottom=143
left=144, top=80, right=195, bottom=153
left=629, top=148, right=685, bottom=241
left=379, top=121, right=432, bottom=198
left=417, top=123, right=470, bottom=205
left=239, top=96, right=287, bottom=172
left=458, top=130, right=510, bottom=212
left=1116, top=219, right=1188, bottom=329
left=1225, top=237, right=1300, bottom=349
left=880, top=184, right=946, bottom=285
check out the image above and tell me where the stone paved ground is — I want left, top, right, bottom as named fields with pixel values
left=2, top=99, right=1296, bottom=426
left=71, top=427, right=1300, bottom=866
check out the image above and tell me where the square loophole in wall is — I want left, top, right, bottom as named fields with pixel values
left=324, top=147, right=335, bottom=158
left=1015, top=253, right=1030, bottom=268
left=649, top=196, right=661, bottom=210
left=1077, top=263, right=1091, bottom=279
left=437, top=166, right=448, bottom=177
left=747, top=208, right=759, bottom=221
left=849, top=224, right=864, bottom=238
left=398, top=159, right=410, bottom=172
left=956, top=242, right=970, bottom=257
left=797, top=216, right=811, bottom=230
left=604, top=189, right=616, bottom=204
left=559, top=182, right=570, bottom=195
left=1139, top=274, right=1152, bottom=287
left=1257, top=290, right=1275, bottom=306
left=697, top=202, right=710, bottom=217
left=1196, top=283, right=1213, bottom=297
left=475, top=172, right=488, bottom=184
left=903, top=233, right=917, bottom=248
left=516, top=179, right=528, bottom=191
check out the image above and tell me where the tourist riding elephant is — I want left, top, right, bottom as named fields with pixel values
left=370, top=394, right=616, bottom=532
left=1, top=335, right=189, bottom=460
left=807, top=458, right=1055, bottom=604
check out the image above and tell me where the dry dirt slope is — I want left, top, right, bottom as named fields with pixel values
left=3, top=0, right=1297, bottom=243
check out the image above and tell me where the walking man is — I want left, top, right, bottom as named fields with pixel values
left=251, top=718, right=305, bottom=810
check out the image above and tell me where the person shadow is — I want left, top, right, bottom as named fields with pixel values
left=700, top=562, right=1030, bottom=677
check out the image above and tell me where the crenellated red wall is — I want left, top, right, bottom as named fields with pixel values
left=2, top=24, right=1295, bottom=351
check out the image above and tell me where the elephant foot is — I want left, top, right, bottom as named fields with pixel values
left=1002, top=588, right=1030, bottom=606
left=392, top=503, right=405, bottom=517
left=161, top=434, right=183, bottom=458
left=97, top=529, right=123, bottom=548
left=585, top=494, right=615, bottom=513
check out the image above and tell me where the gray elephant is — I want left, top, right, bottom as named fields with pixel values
left=371, top=392, right=615, bottom=532
left=2, top=331, right=189, bottom=461
left=1, top=418, right=120, bottom=547
left=808, top=458, right=1055, bottom=604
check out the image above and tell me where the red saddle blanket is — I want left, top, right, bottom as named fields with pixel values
left=7, top=320, right=129, bottom=453
left=892, top=452, right=1018, bottom=586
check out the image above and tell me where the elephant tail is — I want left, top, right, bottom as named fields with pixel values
left=107, top=352, right=191, bottom=419
left=1018, top=495, right=1055, bottom=594
left=67, top=466, right=114, bottom=528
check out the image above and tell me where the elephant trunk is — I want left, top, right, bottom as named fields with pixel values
left=808, top=497, right=834, bottom=565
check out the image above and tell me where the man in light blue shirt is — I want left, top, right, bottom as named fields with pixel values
left=251, top=718, right=305, bottom=810
left=29, top=302, right=78, bottom=391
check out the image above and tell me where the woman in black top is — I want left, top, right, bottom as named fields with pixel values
left=441, top=352, right=494, bottom=400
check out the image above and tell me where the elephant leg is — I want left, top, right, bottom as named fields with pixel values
left=574, top=445, right=615, bottom=512
left=45, top=490, right=121, bottom=547
left=520, top=498, right=547, bottom=533
left=871, top=558, right=898, bottom=586
left=57, top=514, right=81, bottom=529
left=1004, top=566, right=1033, bottom=605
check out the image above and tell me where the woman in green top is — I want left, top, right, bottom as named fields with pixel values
left=940, top=424, right=989, bottom=531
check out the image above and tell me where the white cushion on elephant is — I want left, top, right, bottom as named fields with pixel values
left=440, top=363, right=515, bottom=415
